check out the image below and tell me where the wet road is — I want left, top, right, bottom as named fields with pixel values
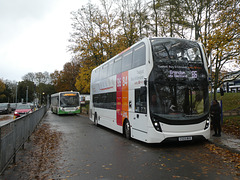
left=1, top=110, right=238, bottom=179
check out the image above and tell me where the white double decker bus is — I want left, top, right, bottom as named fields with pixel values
left=89, top=37, right=210, bottom=143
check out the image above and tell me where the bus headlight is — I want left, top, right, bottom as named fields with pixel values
left=152, top=118, right=162, bottom=132
left=204, top=119, right=210, bottom=130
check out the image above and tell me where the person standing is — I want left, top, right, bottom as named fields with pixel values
left=210, top=100, right=222, bottom=137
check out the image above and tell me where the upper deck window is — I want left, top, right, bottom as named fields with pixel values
left=101, top=63, right=108, bottom=79
left=151, top=39, right=202, bottom=63
left=108, top=60, right=114, bottom=76
left=132, top=43, right=146, bottom=68
left=122, top=50, right=133, bottom=72
left=113, top=57, right=122, bottom=75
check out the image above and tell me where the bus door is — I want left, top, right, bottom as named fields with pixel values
left=132, top=87, right=148, bottom=135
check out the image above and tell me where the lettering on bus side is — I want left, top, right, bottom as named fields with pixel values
left=122, top=71, right=129, bottom=124
left=116, top=73, right=122, bottom=126
left=116, top=72, right=129, bottom=126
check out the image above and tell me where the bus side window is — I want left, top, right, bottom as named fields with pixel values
left=107, top=92, right=116, bottom=110
left=122, top=50, right=133, bottom=72
left=93, top=69, right=99, bottom=82
left=93, top=93, right=116, bottom=110
left=101, top=64, right=108, bottom=79
left=108, top=60, right=114, bottom=77
left=132, top=43, right=146, bottom=69
left=113, top=57, right=122, bottom=75
left=93, top=94, right=99, bottom=107
left=135, top=87, right=147, bottom=114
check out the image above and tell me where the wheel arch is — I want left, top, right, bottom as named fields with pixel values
left=123, top=118, right=131, bottom=139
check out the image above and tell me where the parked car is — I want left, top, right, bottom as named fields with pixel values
left=14, top=104, right=33, bottom=119
left=0, top=103, right=12, bottom=114
left=10, top=103, right=17, bottom=111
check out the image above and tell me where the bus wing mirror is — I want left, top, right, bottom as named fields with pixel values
left=144, top=78, right=147, bottom=86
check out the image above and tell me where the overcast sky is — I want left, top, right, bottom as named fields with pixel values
left=0, top=0, right=99, bottom=82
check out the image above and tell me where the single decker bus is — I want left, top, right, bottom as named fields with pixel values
left=89, top=37, right=210, bottom=143
left=51, top=91, right=80, bottom=115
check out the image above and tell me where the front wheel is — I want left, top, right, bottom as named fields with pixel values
left=124, top=120, right=131, bottom=140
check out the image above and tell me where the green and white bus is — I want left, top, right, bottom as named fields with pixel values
left=51, top=91, right=80, bottom=115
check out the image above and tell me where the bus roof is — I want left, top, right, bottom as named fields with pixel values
left=92, top=37, right=150, bottom=73
left=91, top=37, right=200, bottom=73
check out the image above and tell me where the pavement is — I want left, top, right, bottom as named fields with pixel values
left=209, top=130, right=240, bottom=154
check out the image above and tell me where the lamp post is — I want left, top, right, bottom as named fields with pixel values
left=42, top=92, right=45, bottom=105
left=15, top=82, right=18, bottom=103
left=26, top=86, right=29, bottom=103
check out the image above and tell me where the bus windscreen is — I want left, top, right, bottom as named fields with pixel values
left=149, top=38, right=209, bottom=123
left=60, top=93, right=79, bottom=107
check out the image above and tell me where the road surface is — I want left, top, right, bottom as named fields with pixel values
left=1, top=110, right=238, bottom=179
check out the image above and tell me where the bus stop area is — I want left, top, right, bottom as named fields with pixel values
left=208, top=108, right=240, bottom=154
left=209, top=130, right=240, bottom=154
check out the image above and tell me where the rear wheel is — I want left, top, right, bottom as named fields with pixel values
left=124, top=120, right=131, bottom=140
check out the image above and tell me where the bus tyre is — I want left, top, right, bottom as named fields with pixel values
left=124, top=120, right=131, bottom=140
left=94, top=113, right=98, bottom=126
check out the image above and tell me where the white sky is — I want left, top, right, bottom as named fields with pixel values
left=0, top=0, right=99, bottom=82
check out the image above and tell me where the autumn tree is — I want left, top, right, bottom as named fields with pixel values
left=68, top=0, right=240, bottom=96
left=0, top=79, right=6, bottom=102
left=22, top=72, right=51, bottom=85
left=50, top=70, right=61, bottom=92
left=2, top=80, right=17, bottom=103
left=150, top=0, right=214, bottom=40
left=100, top=0, right=116, bottom=59
left=70, top=3, right=105, bottom=65
left=116, top=0, right=139, bottom=47
left=50, top=61, right=80, bottom=92
left=21, top=71, right=54, bottom=103
left=35, top=72, right=50, bottom=85
left=70, top=0, right=142, bottom=94
left=152, top=0, right=177, bottom=37
left=134, top=0, right=151, bottom=39
left=70, top=2, right=118, bottom=93
left=75, top=57, right=93, bottom=94
left=206, top=0, right=240, bottom=99
left=60, top=62, right=80, bottom=91
left=22, top=72, right=35, bottom=82
left=1, top=80, right=17, bottom=103
left=17, top=80, right=35, bottom=103
left=182, top=0, right=208, bottom=40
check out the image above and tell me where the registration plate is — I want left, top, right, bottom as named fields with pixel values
left=178, top=136, right=192, bottom=141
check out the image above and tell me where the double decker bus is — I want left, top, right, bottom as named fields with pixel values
left=89, top=37, right=210, bottom=143
left=51, top=91, right=80, bottom=115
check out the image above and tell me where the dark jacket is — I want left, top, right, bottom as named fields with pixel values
left=210, top=102, right=221, bottom=121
